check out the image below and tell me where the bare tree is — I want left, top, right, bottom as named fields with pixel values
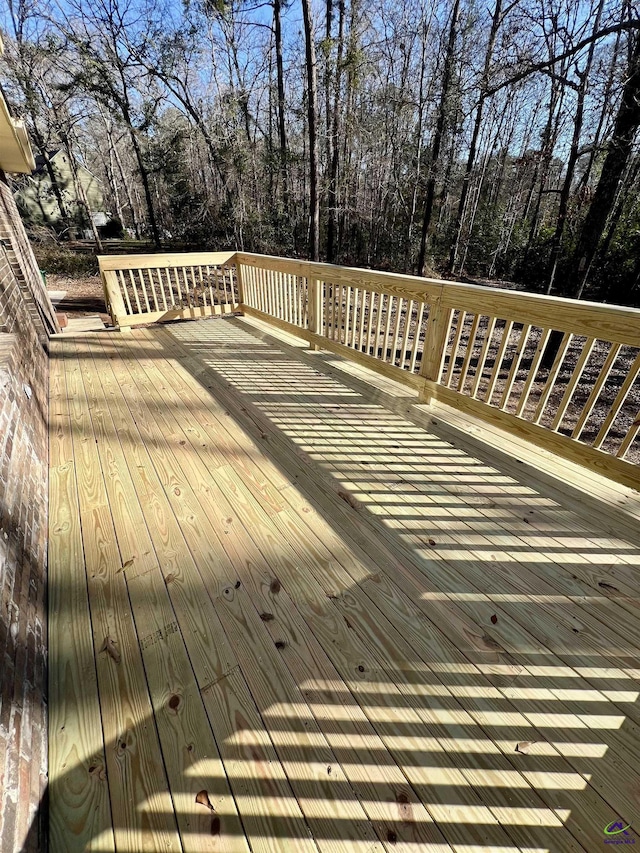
left=417, top=0, right=461, bottom=276
left=301, top=0, right=319, bottom=260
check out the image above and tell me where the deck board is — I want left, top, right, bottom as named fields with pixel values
left=49, top=318, right=640, bottom=852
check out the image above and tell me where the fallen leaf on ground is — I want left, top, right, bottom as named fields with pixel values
left=515, top=741, right=535, bottom=754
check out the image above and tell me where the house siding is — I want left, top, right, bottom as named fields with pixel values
left=0, top=172, right=50, bottom=853
left=15, top=151, right=104, bottom=230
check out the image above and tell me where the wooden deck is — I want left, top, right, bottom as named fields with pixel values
left=48, top=316, right=640, bottom=852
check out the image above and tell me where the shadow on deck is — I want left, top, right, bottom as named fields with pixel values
left=46, top=315, right=640, bottom=852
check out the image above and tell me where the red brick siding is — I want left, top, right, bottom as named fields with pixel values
left=0, top=173, right=49, bottom=853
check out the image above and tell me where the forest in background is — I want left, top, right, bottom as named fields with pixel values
left=1, top=0, right=640, bottom=304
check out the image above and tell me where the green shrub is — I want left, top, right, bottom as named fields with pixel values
left=33, top=244, right=99, bottom=277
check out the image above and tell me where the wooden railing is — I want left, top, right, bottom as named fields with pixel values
left=100, top=250, right=640, bottom=489
left=99, top=251, right=239, bottom=327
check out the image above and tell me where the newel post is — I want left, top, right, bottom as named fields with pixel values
left=234, top=253, right=245, bottom=308
left=419, top=290, right=450, bottom=402
left=307, top=275, right=323, bottom=339
left=102, top=268, right=130, bottom=332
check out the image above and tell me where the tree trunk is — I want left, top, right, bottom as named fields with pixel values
left=523, top=78, right=564, bottom=259
left=326, top=0, right=345, bottom=263
left=417, top=0, right=461, bottom=277
left=112, top=139, right=141, bottom=239
left=274, top=0, right=290, bottom=216
left=60, top=133, right=103, bottom=252
left=448, top=0, right=503, bottom=273
left=569, top=32, right=640, bottom=299
left=542, top=31, right=640, bottom=369
left=547, top=0, right=605, bottom=294
left=301, top=0, right=320, bottom=261
left=127, top=120, right=161, bottom=248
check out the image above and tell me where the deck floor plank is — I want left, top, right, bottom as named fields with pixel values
left=49, top=321, right=640, bottom=853
left=63, top=340, right=183, bottom=852
left=48, top=341, right=115, bottom=853
left=74, top=338, right=247, bottom=852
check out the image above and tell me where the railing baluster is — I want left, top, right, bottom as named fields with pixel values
left=287, top=273, right=293, bottom=325
left=382, top=294, right=393, bottom=363
left=445, top=310, right=466, bottom=387
left=260, top=266, right=267, bottom=313
left=336, top=283, right=344, bottom=343
left=571, top=343, right=621, bottom=441
left=533, top=332, right=572, bottom=423
left=550, top=337, right=595, bottom=430
left=172, top=268, right=182, bottom=305
left=389, top=297, right=404, bottom=365
left=470, top=317, right=496, bottom=398
left=244, top=265, right=252, bottom=309
left=144, top=269, right=158, bottom=312
left=456, top=314, right=481, bottom=392
left=223, top=266, right=231, bottom=309
left=118, top=270, right=133, bottom=315
left=484, top=320, right=513, bottom=404
left=398, top=299, right=414, bottom=369
left=155, top=269, right=168, bottom=310
left=617, top=409, right=640, bottom=459
left=409, top=302, right=425, bottom=373
left=180, top=267, right=190, bottom=308
left=515, top=327, right=551, bottom=417
left=373, top=291, right=384, bottom=360
left=299, top=274, right=304, bottom=326
left=593, top=350, right=640, bottom=449
left=128, top=269, right=142, bottom=315
left=356, top=290, right=366, bottom=352
left=499, top=323, right=532, bottom=410
left=205, top=265, right=214, bottom=306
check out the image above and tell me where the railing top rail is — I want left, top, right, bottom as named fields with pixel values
left=437, top=282, right=640, bottom=347
left=99, top=249, right=640, bottom=346
left=237, top=251, right=640, bottom=347
left=98, top=250, right=236, bottom=271
left=236, top=251, right=446, bottom=301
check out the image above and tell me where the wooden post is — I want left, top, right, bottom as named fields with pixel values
left=234, top=253, right=245, bottom=307
left=307, top=276, right=323, bottom=346
left=102, top=269, right=131, bottom=331
left=419, top=291, right=450, bottom=402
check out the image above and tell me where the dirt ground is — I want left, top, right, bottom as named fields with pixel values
left=47, top=273, right=110, bottom=323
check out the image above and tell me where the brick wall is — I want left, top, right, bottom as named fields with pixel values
left=0, top=172, right=50, bottom=853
